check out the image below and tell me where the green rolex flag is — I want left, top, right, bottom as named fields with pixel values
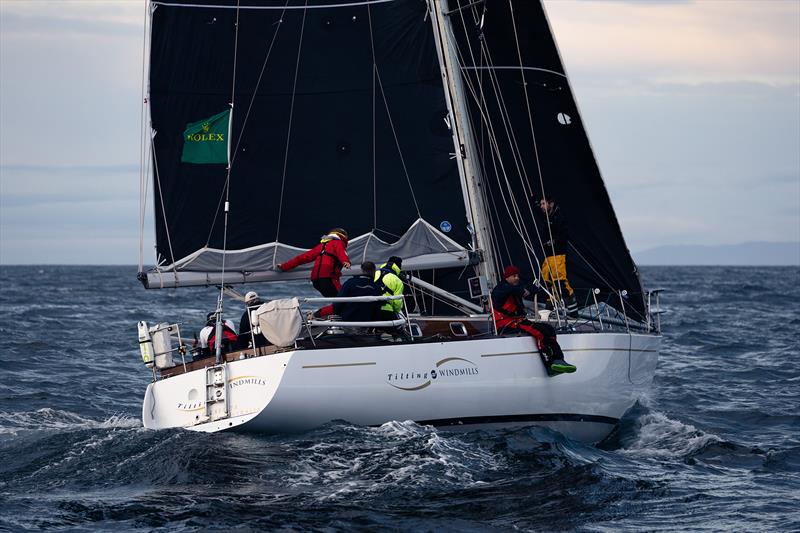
left=181, top=109, right=230, bottom=164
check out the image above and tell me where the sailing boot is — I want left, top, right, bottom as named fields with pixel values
left=540, top=337, right=577, bottom=376
left=550, top=358, right=577, bottom=374
left=565, top=295, right=579, bottom=318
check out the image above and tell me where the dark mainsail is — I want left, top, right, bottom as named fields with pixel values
left=446, top=0, right=646, bottom=318
left=146, top=0, right=472, bottom=283
left=142, top=0, right=647, bottom=320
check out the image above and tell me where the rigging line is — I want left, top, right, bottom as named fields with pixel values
left=454, top=72, right=531, bottom=268
left=566, top=242, right=629, bottom=304
left=367, top=3, right=377, bottom=229
left=474, top=62, right=550, bottom=285
left=447, top=19, right=539, bottom=271
left=230, top=2, right=289, bottom=166
left=203, top=174, right=231, bottom=246
left=460, top=2, right=541, bottom=230
left=501, top=3, right=562, bottom=303
left=152, top=142, right=178, bottom=269
left=275, top=0, right=309, bottom=243
left=449, top=22, right=554, bottom=300
left=443, top=0, right=485, bottom=16
left=508, top=0, right=553, bottom=261
left=451, top=0, right=498, bottom=264
left=483, top=126, right=539, bottom=276
left=219, top=0, right=242, bottom=294
left=484, top=144, right=512, bottom=266
left=461, top=65, right=567, bottom=78
left=374, top=67, right=421, bottom=217
left=455, top=2, right=536, bottom=207
left=454, top=0, right=501, bottom=265
left=484, top=183, right=507, bottom=277
left=141, top=127, right=152, bottom=271
left=473, top=17, right=508, bottom=276
left=205, top=1, right=260, bottom=247
left=429, top=8, right=480, bottom=253
left=488, top=8, right=552, bottom=278
left=539, top=0, right=636, bottom=291
left=474, top=21, right=540, bottom=221
left=464, top=16, right=553, bottom=281
left=138, top=0, right=150, bottom=272
left=450, top=7, right=535, bottom=255
left=152, top=0, right=395, bottom=10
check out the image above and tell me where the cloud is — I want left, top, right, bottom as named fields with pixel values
left=0, top=0, right=798, bottom=263
left=0, top=1, right=142, bottom=37
left=1, top=3, right=144, bottom=167
left=544, top=0, right=800, bottom=85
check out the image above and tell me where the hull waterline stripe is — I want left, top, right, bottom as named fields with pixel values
left=302, top=362, right=376, bottom=369
left=561, top=347, right=659, bottom=353
left=417, top=413, right=619, bottom=427
left=481, top=351, right=536, bottom=358
left=481, top=348, right=657, bottom=358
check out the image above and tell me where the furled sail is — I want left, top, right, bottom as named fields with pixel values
left=143, top=0, right=474, bottom=288
left=445, top=0, right=646, bottom=318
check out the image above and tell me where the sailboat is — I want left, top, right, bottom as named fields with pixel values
left=136, top=0, right=661, bottom=444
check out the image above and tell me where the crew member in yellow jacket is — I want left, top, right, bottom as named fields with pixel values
left=373, top=256, right=405, bottom=321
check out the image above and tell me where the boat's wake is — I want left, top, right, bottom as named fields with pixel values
left=0, top=405, right=725, bottom=531
left=0, top=407, right=140, bottom=436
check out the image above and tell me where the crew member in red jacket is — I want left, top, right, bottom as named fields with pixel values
left=278, top=228, right=351, bottom=317
left=491, top=265, right=577, bottom=376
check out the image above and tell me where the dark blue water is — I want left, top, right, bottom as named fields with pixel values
left=1, top=266, right=798, bottom=531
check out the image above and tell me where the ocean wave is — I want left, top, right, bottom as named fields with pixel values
left=617, top=409, right=724, bottom=460
left=277, top=420, right=508, bottom=501
left=0, top=408, right=140, bottom=435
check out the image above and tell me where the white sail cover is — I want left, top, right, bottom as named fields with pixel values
left=256, top=298, right=302, bottom=348
left=141, top=219, right=473, bottom=288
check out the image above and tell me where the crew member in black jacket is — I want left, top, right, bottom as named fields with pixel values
left=334, top=262, right=382, bottom=322
left=539, top=196, right=578, bottom=314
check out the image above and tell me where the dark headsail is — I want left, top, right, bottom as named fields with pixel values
left=446, top=0, right=646, bottom=318
left=145, top=0, right=473, bottom=285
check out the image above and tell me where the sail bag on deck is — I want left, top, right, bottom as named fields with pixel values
left=256, top=298, right=302, bottom=347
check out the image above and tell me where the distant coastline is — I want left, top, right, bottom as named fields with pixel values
left=2, top=242, right=799, bottom=267
left=634, top=241, right=800, bottom=266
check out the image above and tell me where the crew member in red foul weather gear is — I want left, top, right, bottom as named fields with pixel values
left=491, top=265, right=577, bottom=376
left=278, top=228, right=351, bottom=317
left=198, top=312, right=238, bottom=358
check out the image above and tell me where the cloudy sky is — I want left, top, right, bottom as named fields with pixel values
left=1, top=0, right=798, bottom=264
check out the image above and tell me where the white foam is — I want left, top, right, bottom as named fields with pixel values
left=620, top=410, right=722, bottom=459
left=284, top=422, right=505, bottom=501
left=0, top=408, right=140, bottom=435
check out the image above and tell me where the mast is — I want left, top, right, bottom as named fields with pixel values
left=428, top=0, right=498, bottom=288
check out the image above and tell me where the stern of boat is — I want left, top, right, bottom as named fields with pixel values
left=142, top=351, right=293, bottom=432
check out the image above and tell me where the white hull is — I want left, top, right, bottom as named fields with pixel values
left=142, top=333, right=660, bottom=442
left=142, top=332, right=659, bottom=443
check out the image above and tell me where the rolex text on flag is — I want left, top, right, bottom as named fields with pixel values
left=181, top=109, right=230, bottom=164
